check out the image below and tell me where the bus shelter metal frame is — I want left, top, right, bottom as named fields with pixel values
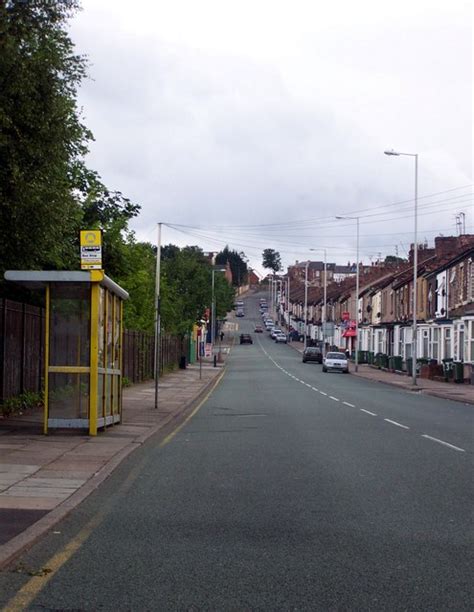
left=5, top=270, right=129, bottom=436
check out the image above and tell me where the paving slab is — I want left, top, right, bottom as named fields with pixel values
left=0, top=497, right=59, bottom=510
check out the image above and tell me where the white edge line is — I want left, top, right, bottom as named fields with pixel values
left=343, top=401, right=355, bottom=408
left=421, top=434, right=465, bottom=453
left=329, top=396, right=339, bottom=402
left=384, top=418, right=410, bottom=430
left=319, top=391, right=327, bottom=396
left=360, top=408, right=377, bottom=416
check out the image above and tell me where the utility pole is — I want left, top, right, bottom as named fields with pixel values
left=154, top=222, right=162, bottom=409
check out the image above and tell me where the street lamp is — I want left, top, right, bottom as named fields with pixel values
left=304, top=260, right=309, bottom=349
left=384, top=149, right=418, bottom=386
left=154, top=222, right=162, bottom=409
left=211, top=266, right=226, bottom=349
left=309, top=248, right=327, bottom=355
left=336, top=216, right=360, bottom=372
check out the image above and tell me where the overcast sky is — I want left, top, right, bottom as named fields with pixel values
left=70, top=0, right=473, bottom=275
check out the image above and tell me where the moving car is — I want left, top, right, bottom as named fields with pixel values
left=322, top=352, right=349, bottom=373
left=274, top=332, right=287, bottom=343
left=240, top=334, right=253, bottom=345
left=254, top=325, right=263, bottom=333
left=302, top=346, right=323, bottom=364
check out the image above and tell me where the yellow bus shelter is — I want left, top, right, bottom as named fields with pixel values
left=4, top=270, right=129, bottom=436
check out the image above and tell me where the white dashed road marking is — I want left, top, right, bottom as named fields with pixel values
left=257, top=336, right=467, bottom=457
left=421, top=435, right=465, bottom=453
left=384, top=418, right=410, bottom=430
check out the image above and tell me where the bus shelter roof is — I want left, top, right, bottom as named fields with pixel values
left=4, top=270, right=129, bottom=300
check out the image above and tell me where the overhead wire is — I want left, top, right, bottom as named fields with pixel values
left=167, top=183, right=473, bottom=231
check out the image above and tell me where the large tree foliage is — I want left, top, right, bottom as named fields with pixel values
left=262, top=248, right=282, bottom=274
left=161, top=245, right=234, bottom=335
left=215, top=246, right=248, bottom=287
left=0, top=0, right=142, bottom=298
left=116, top=242, right=234, bottom=335
left=0, top=0, right=91, bottom=275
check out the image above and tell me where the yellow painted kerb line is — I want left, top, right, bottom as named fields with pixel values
left=2, top=513, right=103, bottom=612
left=160, top=367, right=227, bottom=448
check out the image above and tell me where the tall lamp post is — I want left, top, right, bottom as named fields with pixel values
left=304, top=260, right=309, bottom=349
left=384, top=149, right=418, bottom=386
left=211, top=266, right=226, bottom=349
left=154, top=222, right=162, bottom=409
left=336, top=216, right=360, bottom=372
left=287, top=275, right=291, bottom=333
left=309, top=248, right=327, bottom=355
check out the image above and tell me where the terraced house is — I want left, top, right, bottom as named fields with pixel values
left=282, top=234, right=474, bottom=384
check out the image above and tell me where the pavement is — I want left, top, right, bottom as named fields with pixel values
left=286, top=338, right=474, bottom=405
left=0, top=347, right=230, bottom=569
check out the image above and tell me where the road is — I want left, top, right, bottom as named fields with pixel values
left=1, top=292, right=473, bottom=610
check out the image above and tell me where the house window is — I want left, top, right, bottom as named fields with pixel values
left=378, top=331, right=384, bottom=354
left=444, top=328, right=452, bottom=359
left=430, top=327, right=439, bottom=361
left=469, top=321, right=474, bottom=363
left=456, top=325, right=465, bottom=361
left=422, top=329, right=429, bottom=358
left=468, top=260, right=474, bottom=301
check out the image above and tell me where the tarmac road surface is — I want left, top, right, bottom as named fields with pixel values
left=1, top=292, right=472, bottom=610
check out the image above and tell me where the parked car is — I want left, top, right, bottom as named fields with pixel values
left=270, top=328, right=282, bottom=338
left=240, top=334, right=253, bottom=345
left=302, top=347, right=323, bottom=364
left=275, top=333, right=287, bottom=343
left=236, top=310, right=245, bottom=317
left=322, top=352, right=349, bottom=373
left=254, top=325, right=263, bottom=333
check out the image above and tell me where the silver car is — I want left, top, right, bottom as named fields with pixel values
left=322, top=352, right=349, bottom=373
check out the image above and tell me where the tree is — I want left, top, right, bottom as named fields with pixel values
left=262, top=249, right=282, bottom=274
left=215, top=246, right=248, bottom=287
left=0, top=0, right=91, bottom=278
left=0, top=1, right=142, bottom=300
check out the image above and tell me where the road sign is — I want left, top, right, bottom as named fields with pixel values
left=80, top=230, right=102, bottom=270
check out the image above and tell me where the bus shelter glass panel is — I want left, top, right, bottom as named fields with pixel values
left=97, top=286, right=106, bottom=422
left=49, top=283, right=90, bottom=366
left=48, top=372, right=90, bottom=421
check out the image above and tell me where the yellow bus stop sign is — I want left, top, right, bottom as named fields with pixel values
left=80, top=230, right=102, bottom=269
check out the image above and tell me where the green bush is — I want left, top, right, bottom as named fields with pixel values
left=1, top=391, right=44, bottom=417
